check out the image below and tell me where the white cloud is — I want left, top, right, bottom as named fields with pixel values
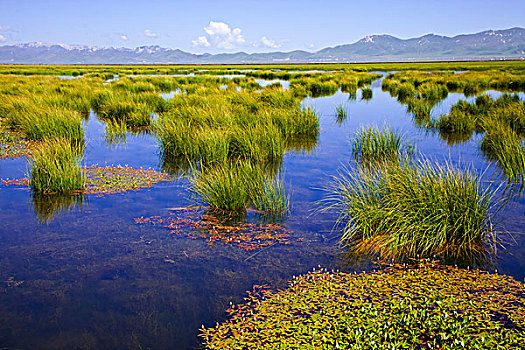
left=144, top=29, right=157, bottom=38
left=0, top=34, right=5, bottom=43
left=192, top=36, right=211, bottom=48
left=194, top=21, right=245, bottom=50
left=204, top=21, right=231, bottom=36
left=260, top=36, right=281, bottom=49
left=309, top=43, right=315, bottom=49
left=120, top=34, right=129, bottom=41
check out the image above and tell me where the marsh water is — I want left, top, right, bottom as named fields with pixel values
left=1, top=76, right=524, bottom=349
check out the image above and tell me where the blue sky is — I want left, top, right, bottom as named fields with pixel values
left=0, top=0, right=523, bottom=53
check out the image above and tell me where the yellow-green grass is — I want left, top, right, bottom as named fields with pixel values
left=155, top=88, right=319, bottom=164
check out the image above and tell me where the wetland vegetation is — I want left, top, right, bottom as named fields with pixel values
left=0, top=62, right=524, bottom=349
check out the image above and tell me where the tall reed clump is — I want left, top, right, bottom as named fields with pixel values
left=323, top=159, right=500, bottom=260
left=191, top=161, right=288, bottom=214
left=29, top=140, right=85, bottom=194
left=352, top=126, right=413, bottom=164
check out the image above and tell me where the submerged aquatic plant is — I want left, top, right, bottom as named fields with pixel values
left=201, top=262, right=525, bottom=349
left=323, top=159, right=501, bottom=261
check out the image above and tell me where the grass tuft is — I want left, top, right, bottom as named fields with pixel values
left=352, top=126, right=413, bottom=165
left=28, top=140, right=85, bottom=194
left=323, top=159, right=501, bottom=261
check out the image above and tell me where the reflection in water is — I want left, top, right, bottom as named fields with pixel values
left=284, top=134, right=319, bottom=154
left=438, top=129, right=475, bottom=146
left=339, top=239, right=497, bottom=272
left=31, top=192, right=85, bottom=224
left=406, top=98, right=437, bottom=126
left=105, top=124, right=152, bottom=148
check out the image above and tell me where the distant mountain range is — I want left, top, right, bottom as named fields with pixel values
left=1, top=27, right=524, bottom=64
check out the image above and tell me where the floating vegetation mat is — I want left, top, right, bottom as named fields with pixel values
left=1, top=165, right=171, bottom=195
left=135, top=208, right=295, bottom=251
left=82, top=165, right=171, bottom=194
left=200, top=261, right=525, bottom=349
left=0, top=128, right=35, bottom=159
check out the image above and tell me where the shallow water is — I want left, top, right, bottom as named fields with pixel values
left=0, top=78, right=524, bottom=349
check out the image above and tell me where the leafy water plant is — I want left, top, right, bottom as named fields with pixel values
left=352, top=126, right=413, bottom=164
left=83, top=165, right=172, bottom=194
left=135, top=208, right=294, bottom=251
left=0, top=126, right=35, bottom=159
left=28, top=139, right=85, bottom=194
left=6, top=165, right=171, bottom=195
left=323, top=159, right=501, bottom=261
left=201, top=261, right=525, bottom=349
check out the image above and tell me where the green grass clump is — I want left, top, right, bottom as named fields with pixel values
left=191, top=161, right=288, bottom=213
left=335, top=104, right=347, bottom=118
left=436, top=108, right=477, bottom=134
left=201, top=262, right=525, bottom=349
left=253, top=177, right=289, bottom=215
left=324, top=159, right=499, bottom=260
left=360, top=87, right=373, bottom=100
left=91, top=91, right=153, bottom=127
left=481, top=119, right=525, bottom=181
left=156, top=88, right=318, bottom=165
left=191, top=161, right=265, bottom=212
left=29, top=140, right=85, bottom=194
left=352, top=126, right=412, bottom=164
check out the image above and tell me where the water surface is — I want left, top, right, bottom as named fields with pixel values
left=1, top=77, right=524, bottom=349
